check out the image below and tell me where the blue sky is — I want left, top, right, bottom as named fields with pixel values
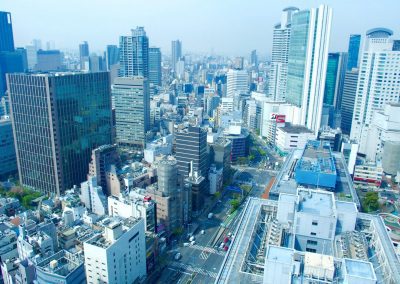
left=2, top=0, right=399, bottom=57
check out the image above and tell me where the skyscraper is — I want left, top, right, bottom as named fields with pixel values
left=119, top=27, right=149, bottom=78
left=346, top=34, right=361, bottom=70
left=171, top=40, right=182, bottom=72
left=250, top=49, right=258, bottom=67
left=227, top=69, right=248, bottom=98
left=350, top=28, right=400, bottom=154
left=286, top=5, right=332, bottom=134
left=268, top=7, right=299, bottom=101
left=0, top=117, right=17, bottom=179
left=113, top=77, right=150, bottom=149
left=79, top=41, right=89, bottom=70
left=323, top=52, right=348, bottom=109
left=105, top=44, right=119, bottom=70
left=175, top=126, right=208, bottom=178
left=340, top=69, right=359, bottom=135
left=0, top=11, right=24, bottom=98
left=7, top=72, right=112, bottom=196
left=149, top=47, right=162, bottom=87
left=0, top=11, right=14, bottom=52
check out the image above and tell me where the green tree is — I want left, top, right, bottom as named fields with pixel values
left=230, top=199, right=240, bottom=212
left=363, top=191, right=379, bottom=212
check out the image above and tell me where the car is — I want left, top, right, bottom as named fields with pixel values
left=190, top=241, right=196, bottom=245
left=200, top=230, right=205, bottom=235
left=183, top=242, right=190, bottom=247
left=174, top=252, right=181, bottom=260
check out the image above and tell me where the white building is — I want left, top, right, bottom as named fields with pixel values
left=227, top=69, right=248, bottom=98
left=353, top=163, right=383, bottom=188
left=268, top=7, right=299, bottom=101
left=365, top=103, right=400, bottom=162
left=350, top=28, right=400, bottom=154
left=220, top=97, right=234, bottom=113
left=144, top=135, right=173, bottom=164
left=0, top=229, right=18, bottom=263
left=208, top=165, right=223, bottom=195
left=80, top=176, right=107, bottom=216
left=84, top=217, right=146, bottom=284
left=108, top=189, right=156, bottom=232
left=275, top=123, right=315, bottom=154
left=286, top=5, right=332, bottom=135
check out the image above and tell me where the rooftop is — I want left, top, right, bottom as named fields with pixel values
left=36, top=250, right=84, bottom=277
left=344, top=258, right=376, bottom=280
left=297, top=189, right=335, bottom=217
left=278, top=123, right=313, bottom=134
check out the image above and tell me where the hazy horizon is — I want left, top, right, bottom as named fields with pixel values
left=2, top=0, right=400, bottom=57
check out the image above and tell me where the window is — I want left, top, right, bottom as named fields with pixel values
left=307, top=240, right=318, bottom=246
left=306, top=248, right=316, bottom=253
left=311, top=232, right=316, bottom=236
left=312, top=221, right=318, bottom=226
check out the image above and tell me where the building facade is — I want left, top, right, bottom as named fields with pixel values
left=286, top=5, right=332, bottom=134
left=340, top=69, right=359, bottom=135
left=350, top=28, right=400, bottom=154
left=119, top=27, right=149, bottom=78
left=268, top=7, right=299, bottom=101
left=7, top=72, right=112, bottom=195
left=0, top=117, right=17, bottom=179
left=346, top=34, right=361, bottom=71
left=113, top=76, right=150, bottom=149
left=171, top=40, right=182, bottom=72
left=149, top=47, right=161, bottom=87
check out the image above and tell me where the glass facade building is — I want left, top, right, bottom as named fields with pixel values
left=119, top=27, right=149, bottom=78
left=286, top=10, right=310, bottom=107
left=149, top=47, right=161, bottom=87
left=106, top=45, right=119, bottom=70
left=0, top=117, right=17, bottom=179
left=113, top=76, right=149, bottom=149
left=346, top=34, right=361, bottom=70
left=0, top=11, right=14, bottom=52
left=324, top=53, right=340, bottom=106
left=7, top=72, right=112, bottom=195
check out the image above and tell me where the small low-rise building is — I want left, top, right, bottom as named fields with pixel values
left=353, top=163, right=383, bottom=188
left=275, top=123, right=315, bottom=155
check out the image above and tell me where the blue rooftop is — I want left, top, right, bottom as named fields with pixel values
left=344, top=258, right=377, bottom=280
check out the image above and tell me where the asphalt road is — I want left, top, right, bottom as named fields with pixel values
left=157, top=162, right=273, bottom=284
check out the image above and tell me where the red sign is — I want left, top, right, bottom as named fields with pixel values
left=275, top=115, right=286, bottom=123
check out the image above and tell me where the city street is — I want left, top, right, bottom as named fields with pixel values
left=158, top=162, right=273, bottom=283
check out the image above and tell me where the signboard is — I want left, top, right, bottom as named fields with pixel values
left=270, top=113, right=286, bottom=123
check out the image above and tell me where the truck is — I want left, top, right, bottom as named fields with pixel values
left=208, top=213, right=214, bottom=219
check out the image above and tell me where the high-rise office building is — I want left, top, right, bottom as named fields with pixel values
left=0, top=11, right=14, bottom=52
left=119, top=27, right=149, bottom=78
left=340, top=69, right=359, bottom=135
left=0, top=52, right=24, bottom=97
left=149, top=47, right=162, bottom=87
left=79, top=41, right=89, bottom=70
left=35, top=50, right=64, bottom=71
left=393, top=40, right=400, bottom=51
left=175, top=126, right=208, bottom=178
left=286, top=5, right=332, bottom=134
left=250, top=49, right=258, bottom=67
left=171, top=40, right=182, bottom=72
left=7, top=72, right=112, bottom=196
left=323, top=52, right=348, bottom=109
left=25, top=45, right=37, bottom=70
left=0, top=11, right=24, bottom=98
left=105, top=45, right=119, bottom=70
left=227, top=69, right=248, bottom=98
left=113, top=77, right=150, bottom=149
left=346, top=34, right=361, bottom=70
left=0, top=117, right=17, bottom=179
left=268, top=7, right=299, bottom=101
left=89, top=54, right=104, bottom=72
left=350, top=28, right=400, bottom=154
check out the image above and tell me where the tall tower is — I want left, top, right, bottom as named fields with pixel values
left=105, top=45, right=119, bottom=70
left=346, top=34, right=361, bottom=70
left=119, top=27, right=149, bottom=78
left=171, top=40, right=182, bottom=72
left=175, top=126, right=208, bottom=178
left=286, top=5, right=332, bottom=134
left=268, top=7, right=299, bottom=101
left=350, top=28, right=400, bottom=154
left=323, top=52, right=348, bottom=109
left=7, top=72, right=112, bottom=196
left=340, top=69, right=359, bottom=135
left=226, top=69, right=248, bottom=98
left=0, top=11, right=15, bottom=52
left=113, top=77, right=150, bottom=149
left=79, top=41, right=89, bottom=70
left=149, top=47, right=162, bottom=87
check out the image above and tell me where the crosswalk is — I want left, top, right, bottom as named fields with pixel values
left=170, top=261, right=219, bottom=278
left=190, top=244, right=226, bottom=257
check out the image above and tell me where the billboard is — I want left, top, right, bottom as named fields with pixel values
left=270, top=113, right=286, bottom=123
